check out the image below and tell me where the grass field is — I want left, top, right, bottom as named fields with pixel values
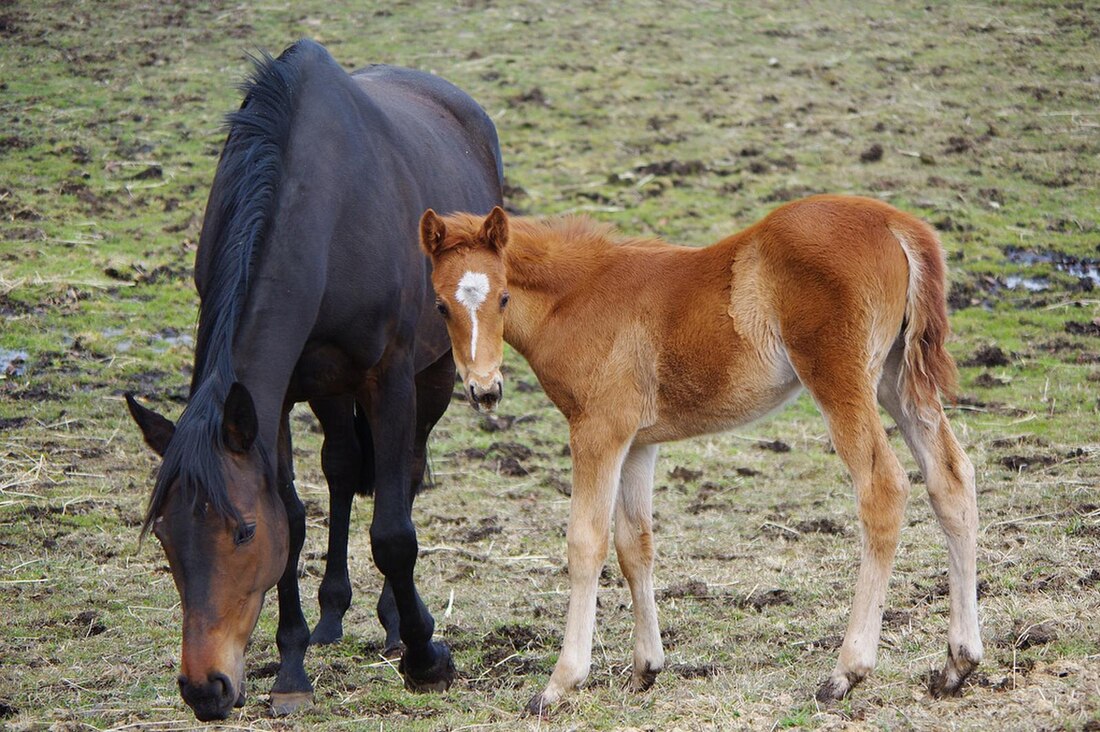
left=1, top=1, right=1099, bottom=729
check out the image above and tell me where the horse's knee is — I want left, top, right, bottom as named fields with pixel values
left=370, top=520, right=418, bottom=576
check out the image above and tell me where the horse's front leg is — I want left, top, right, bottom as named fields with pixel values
left=269, top=409, right=314, bottom=715
left=527, top=421, right=633, bottom=717
left=361, top=353, right=454, bottom=692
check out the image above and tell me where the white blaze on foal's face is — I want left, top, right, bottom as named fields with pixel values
left=455, top=271, right=490, bottom=360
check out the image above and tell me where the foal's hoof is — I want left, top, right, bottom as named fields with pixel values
left=525, top=691, right=552, bottom=719
left=269, top=690, right=313, bottom=716
left=815, top=672, right=859, bottom=703
left=626, top=662, right=661, bottom=692
left=399, top=642, right=456, bottom=693
left=929, top=645, right=980, bottom=698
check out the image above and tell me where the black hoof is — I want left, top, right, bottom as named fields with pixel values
left=815, top=672, right=858, bottom=703
left=929, top=644, right=979, bottom=698
left=525, top=692, right=551, bottom=719
left=399, top=642, right=456, bottom=693
left=626, top=662, right=661, bottom=692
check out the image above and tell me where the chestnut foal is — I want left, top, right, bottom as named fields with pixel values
left=420, top=196, right=981, bottom=714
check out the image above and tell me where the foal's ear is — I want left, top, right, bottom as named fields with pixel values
left=479, top=206, right=509, bottom=253
left=419, top=209, right=447, bottom=257
left=222, top=382, right=258, bottom=454
left=126, top=394, right=176, bottom=457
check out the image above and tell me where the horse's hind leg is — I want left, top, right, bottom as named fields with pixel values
left=377, top=350, right=457, bottom=656
left=308, top=396, right=363, bottom=646
left=878, top=345, right=982, bottom=695
left=787, top=349, right=910, bottom=702
left=614, top=442, right=663, bottom=691
left=361, top=351, right=455, bottom=693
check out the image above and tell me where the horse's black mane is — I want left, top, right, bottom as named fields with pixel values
left=142, top=42, right=308, bottom=535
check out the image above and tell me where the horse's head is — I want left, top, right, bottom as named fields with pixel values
left=420, top=206, right=510, bottom=412
left=127, top=384, right=287, bottom=721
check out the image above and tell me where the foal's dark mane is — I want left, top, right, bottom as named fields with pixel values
left=141, top=43, right=308, bottom=536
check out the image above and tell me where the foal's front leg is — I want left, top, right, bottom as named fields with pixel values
left=527, top=423, right=632, bottom=716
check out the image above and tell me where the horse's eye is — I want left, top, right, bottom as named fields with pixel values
left=500, top=292, right=510, bottom=310
left=235, top=522, right=256, bottom=546
left=436, top=300, right=449, bottom=318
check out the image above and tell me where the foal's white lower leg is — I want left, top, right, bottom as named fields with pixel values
left=527, top=433, right=629, bottom=716
left=817, top=413, right=910, bottom=702
left=614, top=443, right=662, bottom=691
left=883, top=390, right=982, bottom=694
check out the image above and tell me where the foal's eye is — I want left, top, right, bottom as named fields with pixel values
left=235, top=523, right=256, bottom=546
left=436, top=300, right=449, bottom=318
left=500, top=292, right=510, bottom=310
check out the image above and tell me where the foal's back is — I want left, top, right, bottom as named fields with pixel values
left=616, top=196, right=917, bottom=443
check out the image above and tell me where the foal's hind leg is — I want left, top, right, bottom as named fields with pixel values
left=614, top=442, right=663, bottom=691
left=788, top=355, right=911, bottom=702
left=878, top=347, right=982, bottom=695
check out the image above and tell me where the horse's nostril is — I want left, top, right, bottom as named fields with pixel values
left=177, top=674, right=188, bottom=691
left=210, top=672, right=231, bottom=699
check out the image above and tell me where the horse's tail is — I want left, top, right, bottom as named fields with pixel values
left=891, top=217, right=958, bottom=424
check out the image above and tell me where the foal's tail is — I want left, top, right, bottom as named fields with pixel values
left=892, top=218, right=958, bottom=423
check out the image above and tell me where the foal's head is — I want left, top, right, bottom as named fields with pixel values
left=420, top=206, right=510, bottom=412
left=127, top=384, right=287, bottom=721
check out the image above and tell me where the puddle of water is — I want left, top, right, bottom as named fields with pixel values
left=150, top=328, right=194, bottom=352
left=1004, top=246, right=1100, bottom=289
left=1003, top=275, right=1049, bottom=292
left=1, top=349, right=29, bottom=377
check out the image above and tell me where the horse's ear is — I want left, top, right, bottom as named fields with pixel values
left=480, top=206, right=509, bottom=253
left=420, top=209, right=447, bottom=257
left=222, top=382, right=258, bottom=454
left=126, top=393, right=175, bottom=457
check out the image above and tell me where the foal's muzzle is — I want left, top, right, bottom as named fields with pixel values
left=467, top=377, right=503, bottom=412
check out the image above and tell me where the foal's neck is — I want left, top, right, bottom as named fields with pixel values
left=499, top=216, right=661, bottom=355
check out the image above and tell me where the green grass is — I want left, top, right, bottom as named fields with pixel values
left=2, top=0, right=1100, bottom=730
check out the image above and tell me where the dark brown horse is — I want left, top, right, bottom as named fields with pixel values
left=127, top=39, right=502, bottom=721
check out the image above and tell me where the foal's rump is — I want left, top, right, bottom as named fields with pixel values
left=753, top=196, right=953, bottom=405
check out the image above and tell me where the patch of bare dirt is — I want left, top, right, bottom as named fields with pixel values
left=999, top=454, right=1057, bottom=472
left=1065, top=319, right=1100, bottom=337
left=962, top=344, right=1012, bottom=367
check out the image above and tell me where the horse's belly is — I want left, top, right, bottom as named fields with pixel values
left=287, top=342, right=364, bottom=400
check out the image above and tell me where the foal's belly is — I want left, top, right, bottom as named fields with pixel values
left=636, top=347, right=802, bottom=445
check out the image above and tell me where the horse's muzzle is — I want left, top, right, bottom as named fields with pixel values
left=468, top=377, right=503, bottom=412
left=179, top=672, right=244, bottom=721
